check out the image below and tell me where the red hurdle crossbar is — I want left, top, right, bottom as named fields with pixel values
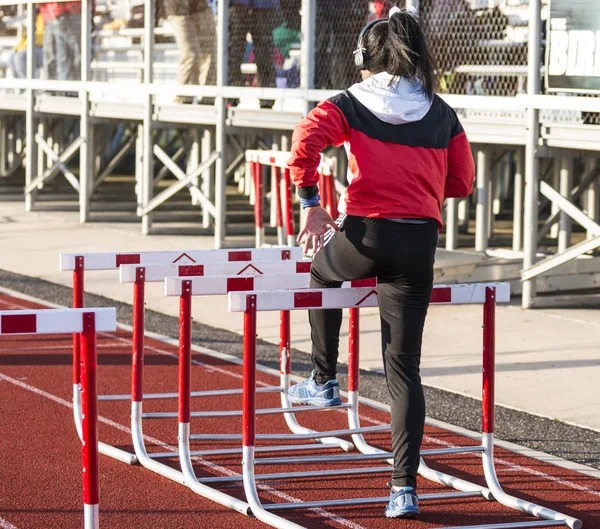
left=0, top=307, right=116, bottom=529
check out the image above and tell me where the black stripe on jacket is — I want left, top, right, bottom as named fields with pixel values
left=329, top=91, right=463, bottom=150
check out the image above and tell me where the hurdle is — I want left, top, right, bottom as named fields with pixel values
left=229, top=284, right=583, bottom=529
left=245, top=150, right=339, bottom=247
left=163, top=274, right=514, bottom=524
left=118, top=261, right=318, bottom=492
left=59, top=246, right=303, bottom=466
left=0, top=307, right=117, bottom=529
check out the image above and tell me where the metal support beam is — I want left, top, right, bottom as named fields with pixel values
left=522, top=0, right=542, bottom=309
left=538, top=163, right=599, bottom=241
left=585, top=158, right=599, bottom=240
left=24, top=1, right=37, bottom=211
left=475, top=149, right=490, bottom=252
left=558, top=158, right=573, bottom=253
left=214, top=0, right=228, bottom=248
left=446, top=198, right=459, bottom=250
left=141, top=0, right=155, bottom=235
left=135, top=124, right=143, bottom=208
left=95, top=133, right=136, bottom=188
left=27, top=135, right=84, bottom=194
left=522, top=235, right=600, bottom=282
left=189, top=130, right=201, bottom=206
left=142, top=146, right=219, bottom=217
left=79, top=0, right=92, bottom=223
left=202, top=128, right=214, bottom=229
left=513, top=148, right=524, bottom=252
left=550, top=160, right=560, bottom=239
left=154, top=144, right=187, bottom=186
left=300, top=0, right=316, bottom=115
left=540, top=181, right=600, bottom=237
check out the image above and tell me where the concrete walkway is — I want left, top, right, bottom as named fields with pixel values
left=1, top=201, right=599, bottom=431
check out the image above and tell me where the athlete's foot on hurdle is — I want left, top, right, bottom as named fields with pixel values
left=384, top=486, right=420, bottom=519
left=288, top=370, right=342, bottom=407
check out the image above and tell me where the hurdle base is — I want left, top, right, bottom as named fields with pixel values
left=84, top=504, right=99, bottom=529
left=75, top=384, right=138, bottom=465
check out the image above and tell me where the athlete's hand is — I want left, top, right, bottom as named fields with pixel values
left=297, top=206, right=338, bottom=254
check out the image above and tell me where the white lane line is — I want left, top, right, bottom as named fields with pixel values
left=0, top=518, right=20, bottom=529
left=357, top=413, right=600, bottom=499
left=99, top=331, right=272, bottom=388
left=0, top=372, right=367, bottom=529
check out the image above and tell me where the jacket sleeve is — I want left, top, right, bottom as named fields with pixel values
left=445, top=127, right=475, bottom=199
left=287, top=100, right=350, bottom=198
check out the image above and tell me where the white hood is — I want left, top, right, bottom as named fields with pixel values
left=348, top=72, right=432, bottom=125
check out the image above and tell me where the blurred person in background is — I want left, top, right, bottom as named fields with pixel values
left=10, top=12, right=44, bottom=79
left=287, top=6, right=474, bottom=519
left=315, top=0, right=369, bottom=89
left=40, top=1, right=83, bottom=81
left=161, top=0, right=216, bottom=104
left=229, top=0, right=278, bottom=89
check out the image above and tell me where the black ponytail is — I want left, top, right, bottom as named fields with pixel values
left=364, top=11, right=437, bottom=98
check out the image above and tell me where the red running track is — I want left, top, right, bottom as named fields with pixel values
left=0, top=292, right=599, bottom=529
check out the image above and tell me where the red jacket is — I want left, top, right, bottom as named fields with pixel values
left=288, top=74, right=475, bottom=228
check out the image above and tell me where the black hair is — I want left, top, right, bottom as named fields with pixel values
left=364, top=11, right=437, bottom=98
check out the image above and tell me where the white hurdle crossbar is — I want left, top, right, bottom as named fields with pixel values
left=228, top=284, right=582, bottom=529
left=0, top=307, right=117, bottom=529
left=59, top=246, right=303, bottom=467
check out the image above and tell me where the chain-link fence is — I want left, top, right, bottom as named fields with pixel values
left=0, top=0, right=596, bottom=108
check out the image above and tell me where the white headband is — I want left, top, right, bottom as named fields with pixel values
left=389, top=6, right=418, bottom=18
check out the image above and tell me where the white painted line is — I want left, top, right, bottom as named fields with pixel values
left=0, top=373, right=366, bottom=529
left=0, top=517, right=19, bottom=529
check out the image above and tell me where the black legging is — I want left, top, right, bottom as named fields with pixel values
left=308, top=215, right=438, bottom=489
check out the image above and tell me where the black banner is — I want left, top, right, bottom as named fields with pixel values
left=547, top=0, right=600, bottom=92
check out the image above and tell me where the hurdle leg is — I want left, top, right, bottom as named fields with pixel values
left=73, top=256, right=85, bottom=439
left=73, top=258, right=137, bottom=466
left=253, top=161, right=265, bottom=247
left=278, top=310, right=355, bottom=452
left=274, top=167, right=285, bottom=246
left=479, top=288, right=582, bottom=529
left=242, top=296, right=306, bottom=529
left=130, top=269, right=185, bottom=483
left=176, top=280, right=251, bottom=514
left=80, top=313, right=100, bottom=529
left=283, top=168, right=295, bottom=247
left=345, top=308, right=494, bottom=500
